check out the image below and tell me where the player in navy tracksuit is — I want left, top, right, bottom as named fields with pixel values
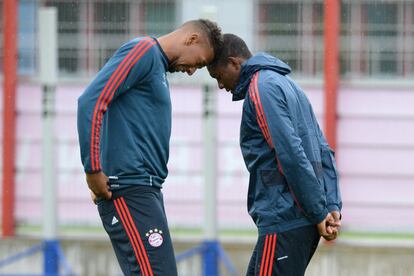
left=208, top=34, right=342, bottom=276
left=77, top=20, right=223, bottom=275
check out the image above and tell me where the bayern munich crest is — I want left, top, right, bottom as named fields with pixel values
left=145, top=228, right=163, bottom=247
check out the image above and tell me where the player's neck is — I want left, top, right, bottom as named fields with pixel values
left=158, top=32, right=181, bottom=65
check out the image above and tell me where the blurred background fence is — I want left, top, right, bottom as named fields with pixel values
left=3, top=0, right=414, bottom=78
left=0, top=0, right=414, bottom=236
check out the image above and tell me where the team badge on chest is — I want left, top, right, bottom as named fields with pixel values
left=145, top=228, right=163, bottom=247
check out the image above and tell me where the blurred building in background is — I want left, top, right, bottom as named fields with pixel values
left=0, top=0, right=413, bottom=234
left=4, top=0, right=414, bottom=79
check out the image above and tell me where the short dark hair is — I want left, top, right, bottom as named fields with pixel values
left=210, top=33, right=252, bottom=67
left=183, top=19, right=223, bottom=63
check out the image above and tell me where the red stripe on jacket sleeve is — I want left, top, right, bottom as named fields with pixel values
left=249, top=72, right=286, bottom=174
left=249, top=72, right=273, bottom=147
left=89, top=38, right=156, bottom=171
left=248, top=72, right=304, bottom=211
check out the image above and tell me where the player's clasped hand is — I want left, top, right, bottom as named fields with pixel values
left=86, top=172, right=112, bottom=204
left=317, top=211, right=341, bottom=241
left=326, top=211, right=342, bottom=241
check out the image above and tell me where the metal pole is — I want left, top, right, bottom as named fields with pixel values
left=197, top=5, right=220, bottom=276
left=39, top=7, right=59, bottom=274
left=200, top=6, right=219, bottom=275
left=203, top=84, right=217, bottom=240
left=42, top=85, right=56, bottom=239
left=324, top=0, right=340, bottom=151
left=202, top=84, right=219, bottom=275
left=2, top=0, right=18, bottom=238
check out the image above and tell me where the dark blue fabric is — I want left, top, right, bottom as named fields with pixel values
left=77, top=37, right=171, bottom=187
left=98, top=186, right=177, bottom=275
left=236, top=53, right=342, bottom=233
left=246, top=225, right=320, bottom=276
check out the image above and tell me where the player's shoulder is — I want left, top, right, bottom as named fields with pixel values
left=257, top=69, right=285, bottom=85
left=130, top=36, right=157, bottom=47
left=255, top=70, right=283, bottom=92
left=117, top=36, right=158, bottom=57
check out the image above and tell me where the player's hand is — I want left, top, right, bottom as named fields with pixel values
left=90, top=190, right=98, bottom=204
left=86, top=172, right=112, bottom=203
left=316, top=213, right=331, bottom=236
left=329, top=211, right=342, bottom=230
left=330, top=211, right=341, bottom=224
left=317, top=213, right=338, bottom=241
left=323, top=211, right=342, bottom=241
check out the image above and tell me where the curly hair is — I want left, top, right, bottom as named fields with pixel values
left=209, top=33, right=252, bottom=68
left=183, top=19, right=224, bottom=64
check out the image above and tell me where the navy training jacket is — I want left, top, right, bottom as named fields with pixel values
left=77, top=37, right=171, bottom=188
left=233, top=52, right=342, bottom=234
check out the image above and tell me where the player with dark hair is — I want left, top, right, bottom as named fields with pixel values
left=77, top=19, right=223, bottom=275
left=208, top=33, right=342, bottom=276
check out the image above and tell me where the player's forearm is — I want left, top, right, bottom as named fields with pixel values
left=321, top=148, right=342, bottom=212
left=284, top=166, right=329, bottom=224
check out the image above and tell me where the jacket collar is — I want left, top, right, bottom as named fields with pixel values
left=232, top=52, right=291, bottom=101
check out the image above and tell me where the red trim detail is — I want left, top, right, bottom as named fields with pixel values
left=288, top=186, right=304, bottom=211
left=248, top=72, right=304, bottom=212
left=259, top=234, right=270, bottom=276
left=249, top=72, right=285, bottom=176
left=114, top=198, right=148, bottom=276
left=93, top=39, right=155, bottom=159
left=90, top=38, right=156, bottom=171
left=249, top=73, right=273, bottom=147
left=267, top=234, right=277, bottom=276
left=263, top=234, right=274, bottom=276
left=275, top=158, right=284, bottom=175
left=119, top=197, right=154, bottom=276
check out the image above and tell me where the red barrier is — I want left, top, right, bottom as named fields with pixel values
left=324, top=0, right=340, bottom=151
left=2, top=0, right=18, bottom=237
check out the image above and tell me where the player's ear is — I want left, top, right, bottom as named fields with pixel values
left=228, top=57, right=242, bottom=71
left=185, top=33, right=200, bottom=46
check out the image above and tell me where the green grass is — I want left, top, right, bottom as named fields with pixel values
left=339, top=231, right=414, bottom=241
left=16, top=224, right=256, bottom=238
left=169, top=227, right=256, bottom=237
left=16, top=224, right=105, bottom=236
left=13, top=224, right=414, bottom=241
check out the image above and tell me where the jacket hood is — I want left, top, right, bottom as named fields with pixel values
left=232, top=52, right=291, bottom=101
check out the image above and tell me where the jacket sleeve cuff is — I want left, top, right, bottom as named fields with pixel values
left=84, top=168, right=102, bottom=174
left=327, top=204, right=341, bottom=213
left=309, top=208, right=329, bottom=225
